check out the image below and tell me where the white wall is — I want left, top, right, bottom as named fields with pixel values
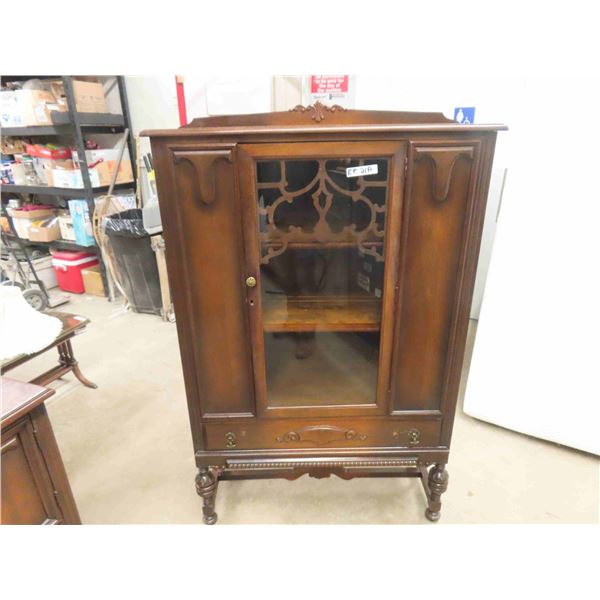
left=125, top=76, right=272, bottom=158
left=125, top=75, right=272, bottom=137
left=124, top=76, right=179, bottom=136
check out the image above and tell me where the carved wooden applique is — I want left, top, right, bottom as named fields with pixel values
left=172, top=149, right=233, bottom=206
left=276, top=425, right=367, bottom=445
left=289, top=101, right=347, bottom=123
left=414, top=146, right=474, bottom=203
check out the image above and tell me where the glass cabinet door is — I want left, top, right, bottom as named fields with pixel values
left=240, top=142, right=406, bottom=414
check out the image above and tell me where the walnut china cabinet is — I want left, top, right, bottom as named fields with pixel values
left=144, top=104, right=505, bottom=523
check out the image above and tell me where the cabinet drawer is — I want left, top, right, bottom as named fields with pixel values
left=203, top=418, right=441, bottom=451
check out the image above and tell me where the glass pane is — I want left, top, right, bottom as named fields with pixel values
left=257, top=157, right=389, bottom=408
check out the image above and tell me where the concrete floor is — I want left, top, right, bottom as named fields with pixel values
left=8, top=294, right=599, bottom=524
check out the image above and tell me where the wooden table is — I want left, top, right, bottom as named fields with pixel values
left=1, top=377, right=81, bottom=524
left=1, top=311, right=97, bottom=389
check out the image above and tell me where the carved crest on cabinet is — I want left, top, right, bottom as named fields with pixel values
left=276, top=425, right=367, bottom=445
left=414, top=146, right=475, bottom=203
left=172, top=148, right=233, bottom=206
left=289, top=101, right=347, bottom=123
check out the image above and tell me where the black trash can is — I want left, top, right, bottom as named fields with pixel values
left=104, top=209, right=162, bottom=315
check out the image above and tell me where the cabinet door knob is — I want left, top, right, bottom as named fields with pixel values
left=245, top=276, right=257, bottom=288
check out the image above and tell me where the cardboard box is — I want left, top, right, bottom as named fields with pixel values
left=10, top=162, right=27, bottom=185
left=94, top=159, right=133, bottom=185
left=28, top=218, right=61, bottom=242
left=81, top=264, right=105, bottom=297
left=0, top=91, right=22, bottom=127
left=32, top=158, right=73, bottom=185
left=68, top=200, right=96, bottom=246
left=73, top=80, right=108, bottom=112
left=47, top=163, right=132, bottom=189
left=72, top=147, right=134, bottom=185
left=48, top=168, right=101, bottom=188
left=7, top=208, right=55, bottom=238
left=8, top=207, right=55, bottom=220
left=50, top=80, right=108, bottom=113
left=0, top=90, right=66, bottom=127
left=58, top=214, right=77, bottom=241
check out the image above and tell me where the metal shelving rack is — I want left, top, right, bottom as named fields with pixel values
left=1, top=75, right=137, bottom=293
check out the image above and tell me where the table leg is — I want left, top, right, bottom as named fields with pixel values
left=58, top=340, right=98, bottom=389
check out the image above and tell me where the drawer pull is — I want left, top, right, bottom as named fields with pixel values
left=225, top=432, right=237, bottom=448
left=393, top=428, right=421, bottom=446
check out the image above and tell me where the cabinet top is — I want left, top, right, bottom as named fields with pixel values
left=1, top=377, right=54, bottom=429
left=142, top=103, right=507, bottom=138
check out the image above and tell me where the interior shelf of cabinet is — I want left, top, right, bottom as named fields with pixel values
left=261, top=240, right=383, bottom=250
left=262, top=294, right=381, bottom=332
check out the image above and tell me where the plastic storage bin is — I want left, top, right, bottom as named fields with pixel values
left=104, top=209, right=162, bottom=315
left=51, top=250, right=98, bottom=294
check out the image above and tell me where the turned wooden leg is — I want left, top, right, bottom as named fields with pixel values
left=59, top=341, right=98, bottom=389
left=425, top=463, right=449, bottom=522
left=195, top=467, right=222, bottom=525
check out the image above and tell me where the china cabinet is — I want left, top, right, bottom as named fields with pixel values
left=144, top=104, right=505, bottom=523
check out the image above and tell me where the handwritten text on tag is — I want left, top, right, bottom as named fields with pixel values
left=346, top=164, right=378, bottom=178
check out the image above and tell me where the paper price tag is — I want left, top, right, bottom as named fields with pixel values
left=346, top=164, right=378, bottom=178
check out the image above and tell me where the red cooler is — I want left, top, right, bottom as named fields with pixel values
left=51, top=250, right=99, bottom=293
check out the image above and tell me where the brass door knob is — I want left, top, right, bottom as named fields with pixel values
left=245, top=276, right=257, bottom=288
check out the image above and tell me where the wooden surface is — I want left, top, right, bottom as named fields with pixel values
left=262, top=295, right=381, bottom=332
left=1, top=377, right=54, bottom=428
left=142, top=104, right=506, bottom=137
left=203, top=416, right=442, bottom=451
left=391, top=143, right=478, bottom=411
left=154, top=144, right=255, bottom=422
left=147, top=105, right=503, bottom=523
left=1, top=377, right=81, bottom=525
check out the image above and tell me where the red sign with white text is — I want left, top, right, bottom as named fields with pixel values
left=310, top=76, right=349, bottom=94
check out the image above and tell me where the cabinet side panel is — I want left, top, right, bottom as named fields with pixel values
left=391, top=143, right=478, bottom=411
left=152, top=142, right=254, bottom=419
left=1, top=417, right=63, bottom=524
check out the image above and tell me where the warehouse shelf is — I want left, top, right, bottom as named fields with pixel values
left=1, top=75, right=137, bottom=294
left=1, top=75, right=61, bottom=82
left=1, top=182, right=134, bottom=197
left=2, top=232, right=97, bottom=253
left=2, top=112, right=126, bottom=136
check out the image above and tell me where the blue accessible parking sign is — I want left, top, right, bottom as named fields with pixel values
left=454, top=107, right=476, bottom=124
